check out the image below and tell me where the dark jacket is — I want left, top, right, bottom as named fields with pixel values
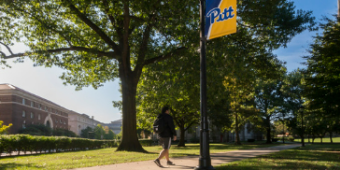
left=158, top=113, right=177, bottom=138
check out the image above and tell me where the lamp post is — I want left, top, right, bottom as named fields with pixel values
left=195, top=0, right=214, bottom=169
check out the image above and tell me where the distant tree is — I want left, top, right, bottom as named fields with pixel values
left=53, top=128, right=77, bottom=137
left=103, top=126, right=116, bottom=140
left=18, top=124, right=52, bottom=136
left=80, top=127, right=94, bottom=139
left=255, top=63, right=286, bottom=144
left=303, top=17, right=340, bottom=144
left=136, top=110, right=153, bottom=139
left=94, top=124, right=106, bottom=139
left=137, top=55, right=200, bottom=147
left=224, top=73, right=256, bottom=145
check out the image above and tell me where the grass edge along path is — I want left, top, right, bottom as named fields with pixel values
left=0, top=143, right=284, bottom=170
left=216, top=144, right=340, bottom=170
left=294, top=137, right=340, bottom=143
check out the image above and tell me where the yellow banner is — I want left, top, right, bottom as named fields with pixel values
left=205, top=0, right=237, bottom=40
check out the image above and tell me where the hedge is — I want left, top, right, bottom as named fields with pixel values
left=272, top=136, right=295, bottom=142
left=0, top=135, right=118, bottom=157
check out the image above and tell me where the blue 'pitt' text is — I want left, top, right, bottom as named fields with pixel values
left=206, top=6, right=235, bottom=24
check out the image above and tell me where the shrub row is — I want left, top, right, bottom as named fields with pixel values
left=0, top=135, right=118, bottom=157
left=139, top=139, right=157, bottom=146
left=272, top=136, right=295, bottom=142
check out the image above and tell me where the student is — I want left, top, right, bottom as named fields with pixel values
left=154, top=106, right=177, bottom=167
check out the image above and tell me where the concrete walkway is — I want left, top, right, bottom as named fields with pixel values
left=68, top=144, right=301, bottom=170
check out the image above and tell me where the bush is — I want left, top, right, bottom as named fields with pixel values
left=190, top=137, right=200, bottom=143
left=139, top=139, right=154, bottom=146
left=273, top=136, right=295, bottom=142
left=0, top=134, right=118, bottom=157
left=247, top=139, right=255, bottom=142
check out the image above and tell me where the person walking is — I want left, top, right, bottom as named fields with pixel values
left=154, top=106, right=177, bottom=167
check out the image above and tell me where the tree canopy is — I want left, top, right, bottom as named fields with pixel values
left=0, top=0, right=316, bottom=150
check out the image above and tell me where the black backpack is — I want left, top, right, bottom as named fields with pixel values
left=153, top=115, right=165, bottom=134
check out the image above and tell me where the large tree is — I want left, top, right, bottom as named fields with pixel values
left=0, top=0, right=197, bottom=151
left=0, top=0, right=315, bottom=151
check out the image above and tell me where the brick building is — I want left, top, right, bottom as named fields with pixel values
left=0, top=84, right=69, bottom=134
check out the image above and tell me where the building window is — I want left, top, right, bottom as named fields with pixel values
left=39, top=104, right=41, bottom=109
left=31, top=101, right=34, bottom=107
left=31, top=112, right=34, bottom=119
left=38, top=114, right=41, bottom=120
left=22, top=98, right=25, bottom=105
left=22, top=111, right=26, bottom=117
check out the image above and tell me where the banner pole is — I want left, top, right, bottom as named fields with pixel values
left=195, top=0, right=214, bottom=169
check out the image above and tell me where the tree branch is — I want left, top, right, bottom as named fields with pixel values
left=64, top=0, right=120, bottom=53
left=1, top=46, right=117, bottom=59
left=184, top=120, right=196, bottom=131
left=0, top=42, right=14, bottom=55
left=143, top=47, right=187, bottom=66
left=133, top=14, right=156, bottom=74
left=103, top=0, right=116, bottom=28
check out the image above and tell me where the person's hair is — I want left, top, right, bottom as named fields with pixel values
left=161, top=106, right=169, bottom=114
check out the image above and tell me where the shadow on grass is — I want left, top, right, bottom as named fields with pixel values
left=215, top=144, right=340, bottom=170
left=216, top=161, right=331, bottom=170
left=0, top=162, right=45, bottom=170
left=170, top=143, right=283, bottom=151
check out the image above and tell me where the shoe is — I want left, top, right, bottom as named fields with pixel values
left=167, top=161, right=175, bottom=165
left=154, top=159, right=163, bottom=167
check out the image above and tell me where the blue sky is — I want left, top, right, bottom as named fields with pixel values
left=0, top=0, right=337, bottom=123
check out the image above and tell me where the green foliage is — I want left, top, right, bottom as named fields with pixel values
left=53, top=128, right=77, bottom=137
left=138, top=139, right=155, bottom=146
left=137, top=55, right=200, bottom=146
left=0, top=0, right=316, bottom=151
left=303, top=17, right=340, bottom=137
left=18, top=124, right=75, bottom=137
left=0, top=134, right=118, bottom=157
left=80, top=126, right=94, bottom=139
left=0, top=120, right=12, bottom=134
left=254, top=63, right=287, bottom=143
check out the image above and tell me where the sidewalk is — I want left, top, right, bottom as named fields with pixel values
left=68, top=144, right=301, bottom=170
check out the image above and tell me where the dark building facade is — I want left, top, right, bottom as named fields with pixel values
left=0, top=84, right=69, bottom=134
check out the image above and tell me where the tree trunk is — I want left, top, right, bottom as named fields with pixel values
left=266, top=116, right=271, bottom=144
left=235, top=114, right=241, bottom=145
left=282, top=121, right=285, bottom=144
left=307, top=132, right=310, bottom=143
left=178, top=126, right=186, bottom=147
left=116, top=69, right=145, bottom=152
left=330, top=132, right=333, bottom=143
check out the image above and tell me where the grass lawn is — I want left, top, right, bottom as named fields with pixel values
left=0, top=143, right=281, bottom=170
left=216, top=144, right=340, bottom=170
left=295, top=137, right=340, bottom=143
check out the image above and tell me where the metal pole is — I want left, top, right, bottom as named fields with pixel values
left=195, top=0, right=214, bottom=169
left=338, top=0, right=340, bottom=20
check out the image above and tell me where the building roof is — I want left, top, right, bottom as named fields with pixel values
left=0, top=83, right=70, bottom=111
